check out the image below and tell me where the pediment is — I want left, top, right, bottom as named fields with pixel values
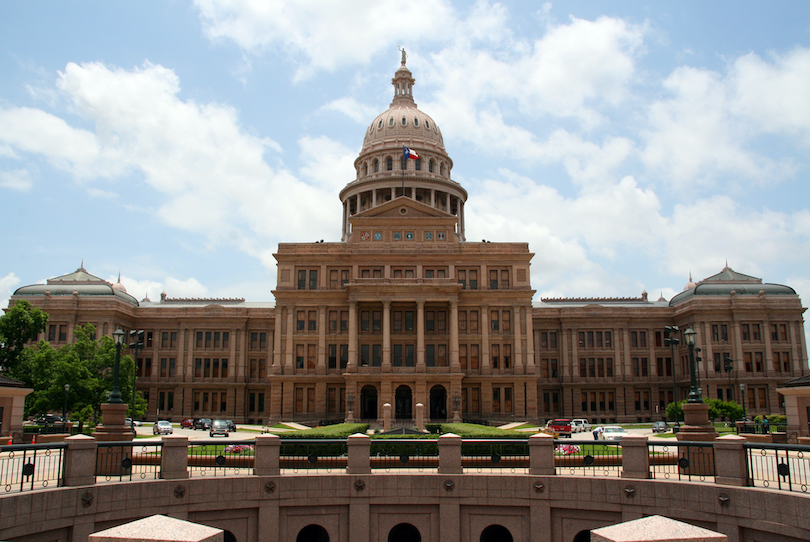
left=353, top=196, right=453, bottom=219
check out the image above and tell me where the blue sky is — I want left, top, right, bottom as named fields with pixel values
left=2, top=2, right=810, bottom=320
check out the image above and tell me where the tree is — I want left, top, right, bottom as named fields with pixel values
left=0, top=300, right=48, bottom=374
left=666, top=398, right=745, bottom=423
left=16, top=324, right=146, bottom=423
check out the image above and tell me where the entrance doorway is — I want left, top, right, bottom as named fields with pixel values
left=429, top=385, right=447, bottom=419
left=361, top=385, right=377, bottom=419
left=395, top=385, right=413, bottom=419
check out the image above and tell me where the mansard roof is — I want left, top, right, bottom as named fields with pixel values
left=12, top=265, right=140, bottom=306
left=669, top=266, right=796, bottom=306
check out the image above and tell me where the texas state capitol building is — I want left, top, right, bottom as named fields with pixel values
left=10, top=58, right=808, bottom=426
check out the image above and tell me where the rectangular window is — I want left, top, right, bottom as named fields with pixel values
left=501, top=270, right=510, bottom=289
left=469, top=311, right=479, bottom=332
left=458, top=270, right=466, bottom=289
left=458, top=311, right=467, bottom=332
left=492, top=387, right=501, bottom=412
left=340, top=345, right=348, bottom=368
left=491, top=344, right=500, bottom=368
left=360, top=344, right=370, bottom=366
left=307, top=344, right=316, bottom=369
left=504, top=387, right=512, bottom=412
left=426, top=311, right=435, bottom=332
left=490, top=270, right=498, bottom=289
left=469, top=270, right=478, bottom=290
left=405, top=344, right=415, bottom=366
left=330, top=269, right=339, bottom=289
left=372, top=311, right=381, bottom=331
left=308, top=310, right=317, bottom=331
left=502, top=310, right=511, bottom=332
left=405, top=311, right=414, bottom=332
left=297, top=311, right=306, bottom=332
left=340, top=311, right=349, bottom=332
left=491, top=310, right=499, bottom=331
left=459, top=344, right=468, bottom=369
left=296, top=345, right=304, bottom=369
left=503, top=344, right=511, bottom=368
left=341, top=269, right=349, bottom=286
left=471, top=344, right=480, bottom=369
left=297, top=270, right=306, bottom=289
left=426, top=344, right=435, bottom=367
left=329, top=311, right=338, bottom=332
left=373, top=344, right=382, bottom=367
left=393, top=311, right=402, bottom=332
left=309, top=270, right=318, bottom=290
left=328, top=345, right=337, bottom=368
left=393, top=344, right=403, bottom=366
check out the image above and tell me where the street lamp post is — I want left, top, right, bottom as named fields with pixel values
left=664, top=326, right=680, bottom=426
left=109, top=328, right=125, bottom=404
left=724, top=354, right=734, bottom=402
left=346, top=391, right=356, bottom=422
left=128, top=330, right=144, bottom=418
left=62, top=383, right=70, bottom=425
left=683, top=327, right=702, bottom=403
left=739, top=383, right=747, bottom=421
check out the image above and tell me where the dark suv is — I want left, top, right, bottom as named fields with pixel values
left=193, top=418, right=212, bottom=430
left=209, top=419, right=230, bottom=437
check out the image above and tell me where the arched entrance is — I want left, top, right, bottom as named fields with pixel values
left=297, top=524, right=329, bottom=542
left=360, top=385, right=378, bottom=419
left=395, top=385, right=413, bottom=419
left=573, top=530, right=590, bottom=542
left=429, top=385, right=447, bottom=420
left=388, top=523, right=421, bottom=542
left=480, top=525, right=513, bottom=542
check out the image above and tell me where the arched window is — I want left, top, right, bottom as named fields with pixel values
left=374, top=159, right=379, bottom=173
left=428, top=160, right=434, bottom=173
left=363, top=163, right=368, bottom=176
left=415, top=158, right=421, bottom=171
left=414, top=117, right=419, bottom=127
left=425, top=120, right=430, bottom=129
left=378, top=119, right=383, bottom=129
left=480, top=525, right=513, bottom=542
left=386, top=157, right=393, bottom=171
left=388, top=523, right=420, bottom=542
left=297, top=524, right=329, bottom=542
left=389, top=117, right=394, bottom=127
left=401, top=116, right=406, bottom=126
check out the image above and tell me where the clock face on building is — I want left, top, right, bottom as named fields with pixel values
left=361, top=232, right=370, bottom=240
left=405, top=232, right=414, bottom=240
left=437, top=232, right=445, bottom=241
left=373, top=232, right=382, bottom=241
left=425, top=231, right=433, bottom=240
left=393, top=232, right=402, bottom=241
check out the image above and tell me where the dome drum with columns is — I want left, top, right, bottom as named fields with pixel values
left=340, top=56, right=467, bottom=241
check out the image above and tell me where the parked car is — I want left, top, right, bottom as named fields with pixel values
left=224, top=420, right=236, bottom=432
left=153, top=420, right=174, bottom=435
left=180, top=418, right=194, bottom=429
left=209, top=419, right=230, bottom=437
left=36, top=414, right=63, bottom=425
left=571, top=419, right=591, bottom=433
left=125, top=418, right=143, bottom=427
left=193, top=418, right=212, bottom=430
left=652, top=421, right=670, bottom=433
left=546, top=419, right=572, bottom=438
left=599, top=425, right=628, bottom=441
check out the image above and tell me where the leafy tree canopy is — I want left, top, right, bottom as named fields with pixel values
left=665, top=398, right=744, bottom=422
left=0, top=300, right=48, bottom=374
left=16, top=324, right=146, bottom=423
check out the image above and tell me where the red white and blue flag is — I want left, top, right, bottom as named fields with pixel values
left=403, top=147, right=419, bottom=160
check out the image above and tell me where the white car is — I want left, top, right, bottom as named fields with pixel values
left=571, top=419, right=591, bottom=433
left=153, top=420, right=174, bottom=435
left=599, top=425, right=627, bottom=441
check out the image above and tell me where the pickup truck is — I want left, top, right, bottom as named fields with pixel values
left=546, top=419, right=573, bottom=438
left=571, top=418, right=591, bottom=433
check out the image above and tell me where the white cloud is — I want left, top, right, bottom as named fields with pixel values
left=194, top=0, right=457, bottom=80
left=322, top=98, right=378, bottom=124
left=116, top=274, right=209, bottom=302
left=0, top=61, right=347, bottom=271
left=0, top=169, right=33, bottom=191
left=0, top=273, right=21, bottom=308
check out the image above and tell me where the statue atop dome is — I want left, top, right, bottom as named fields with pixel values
left=399, top=46, right=407, bottom=65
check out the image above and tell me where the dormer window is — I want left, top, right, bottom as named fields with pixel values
left=425, top=120, right=430, bottom=129
left=414, top=118, right=419, bottom=127
left=401, top=117, right=406, bottom=126
left=378, top=120, right=383, bottom=129
left=389, top=118, right=394, bottom=127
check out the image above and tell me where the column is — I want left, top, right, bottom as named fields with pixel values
left=317, top=305, right=327, bottom=375
left=481, top=304, right=490, bottom=374
left=234, top=326, right=242, bottom=382
left=525, top=307, right=535, bottom=374
left=285, top=307, right=294, bottom=375
left=763, top=316, right=773, bottom=377
left=272, top=309, right=282, bottom=374
left=347, top=301, right=358, bottom=371
left=382, top=300, right=392, bottom=372
left=450, top=301, right=460, bottom=371
left=372, top=188, right=377, bottom=208
left=416, top=300, right=426, bottom=372
left=430, top=189, right=435, bottom=208
left=513, top=305, right=523, bottom=375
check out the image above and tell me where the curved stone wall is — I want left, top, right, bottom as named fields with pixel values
left=1, top=474, right=809, bottom=542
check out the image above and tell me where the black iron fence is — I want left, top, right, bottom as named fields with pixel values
left=0, top=443, right=67, bottom=493
left=648, top=441, right=716, bottom=482
left=745, top=442, right=810, bottom=493
left=96, top=441, right=162, bottom=483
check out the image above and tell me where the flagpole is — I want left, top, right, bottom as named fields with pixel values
left=402, top=146, right=406, bottom=196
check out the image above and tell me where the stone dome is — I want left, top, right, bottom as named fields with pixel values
left=361, top=105, right=445, bottom=154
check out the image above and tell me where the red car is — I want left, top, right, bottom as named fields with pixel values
left=180, top=418, right=194, bottom=429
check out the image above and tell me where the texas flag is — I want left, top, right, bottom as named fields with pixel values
left=403, top=146, right=419, bottom=160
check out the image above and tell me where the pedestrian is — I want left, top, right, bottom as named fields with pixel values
left=762, top=416, right=769, bottom=434
left=593, top=426, right=603, bottom=440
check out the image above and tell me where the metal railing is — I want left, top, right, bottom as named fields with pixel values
left=370, top=438, right=437, bottom=472
left=555, top=441, right=622, bottom=477
left=280, top=440, right=346, bottom=473
left=648, top=441, right=715, bottom=482
left=96, top=441, right=162, bottom=483
left=0, top=443, right=67, bottom=493
left=462, top=439, right=530, bottom=474
left=188, top=440, right=255, bottom=477
left=745, top=442, right=810, bottom=493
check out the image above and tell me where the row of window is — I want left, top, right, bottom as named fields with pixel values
left=193, top=391, right=227, bottom=413
left=295, top=267, right=512, bottom=289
